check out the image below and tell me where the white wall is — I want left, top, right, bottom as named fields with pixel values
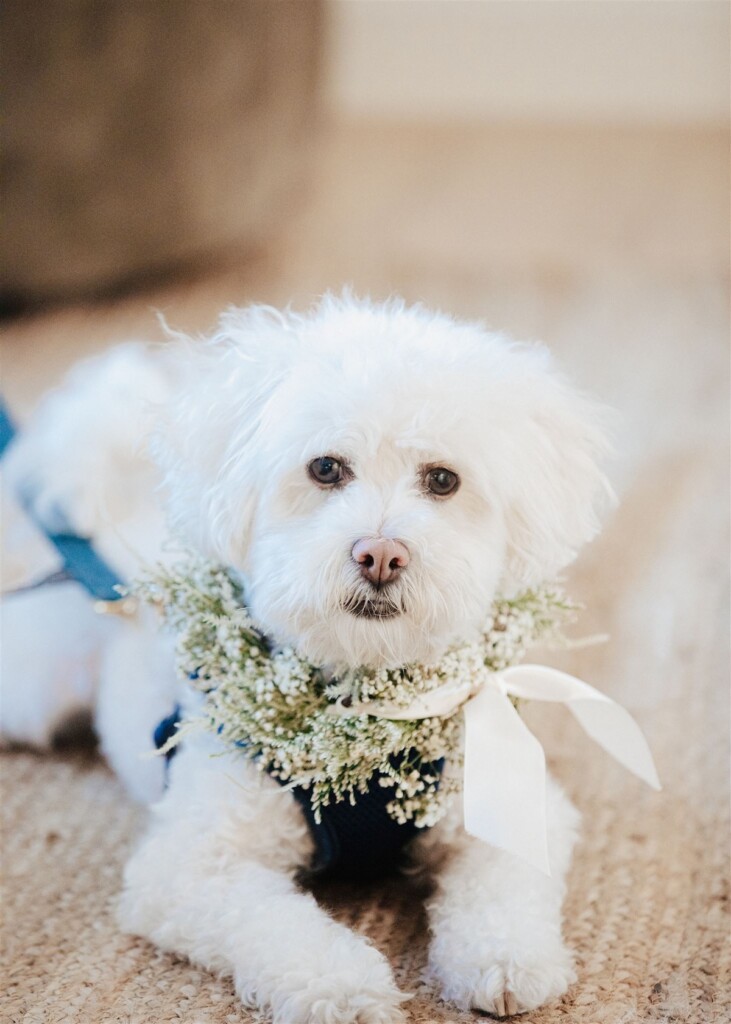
left=325, top=0, right=730, bottom=125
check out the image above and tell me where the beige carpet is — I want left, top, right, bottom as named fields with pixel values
left=2, top=120, right=729, bottom=1023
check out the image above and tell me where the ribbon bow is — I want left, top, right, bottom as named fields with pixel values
left=349, top=665, right=661, bottom=875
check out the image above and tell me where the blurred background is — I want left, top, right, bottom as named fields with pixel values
left=2, top=5, right=730, bottom=1023
left=2, top=0, right=728, bottom=522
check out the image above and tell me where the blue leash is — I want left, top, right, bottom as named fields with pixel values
left=0, top=402, right=14, bottom=459
left=0, top=398, right=123, bottom=602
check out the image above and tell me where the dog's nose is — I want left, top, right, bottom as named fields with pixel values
left=351, top=537, right=410, bottom=586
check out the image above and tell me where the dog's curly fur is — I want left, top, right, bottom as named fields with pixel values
left=1, top=295, right=611, bottom=1021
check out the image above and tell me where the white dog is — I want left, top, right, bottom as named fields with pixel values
left=1, top=295, right=610, bottom=1022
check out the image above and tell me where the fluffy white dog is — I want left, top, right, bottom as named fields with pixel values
left=1, top=295, right=610, bottom=1022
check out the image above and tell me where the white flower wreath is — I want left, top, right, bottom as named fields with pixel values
left=134, top=557, right=577, bottom=830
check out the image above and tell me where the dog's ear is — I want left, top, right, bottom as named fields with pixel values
left=495, top=353, right=613, bottom=592
left=155, top=306, right=299, bottom=565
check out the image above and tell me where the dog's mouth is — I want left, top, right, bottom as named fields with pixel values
left=342, top=592, right=404, bottom=620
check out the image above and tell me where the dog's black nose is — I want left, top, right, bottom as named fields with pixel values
left=351, top=538, right=410, bottom=586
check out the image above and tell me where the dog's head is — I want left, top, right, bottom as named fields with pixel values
left=158, top=296, right=611, bottom=668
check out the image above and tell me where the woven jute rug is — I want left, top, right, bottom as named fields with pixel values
left=2, top=121, right=729, bottom=1023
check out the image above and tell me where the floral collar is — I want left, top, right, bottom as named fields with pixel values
left=134, top=557, right=577, bottom=834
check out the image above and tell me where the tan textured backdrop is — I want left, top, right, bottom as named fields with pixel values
left=2, top=121, right=729, bottom=1023
left=1, top=0, right=321, bottom=302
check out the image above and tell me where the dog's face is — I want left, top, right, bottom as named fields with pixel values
left=160, top=297, right=609, bottom=668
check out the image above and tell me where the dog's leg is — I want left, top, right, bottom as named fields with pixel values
left=422, top=774, right=579, bottom=1016
left=0, top=583, right=110, bottom=746
left=94, top=613, right=177, bottom=804
left=119, top=742, right=408, bottom=1024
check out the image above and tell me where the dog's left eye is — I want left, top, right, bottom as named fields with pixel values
left=308, top=456, right=348, bottom=487
left=423, top=466, right=460, bottom=497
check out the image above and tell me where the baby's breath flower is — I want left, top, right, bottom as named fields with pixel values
left=132, top=554, right=578, bottom=830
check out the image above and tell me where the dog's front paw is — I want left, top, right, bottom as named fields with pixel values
left=430, top=940, right=576, bottom=1017
left=279, top=981, right=409, bottom=1024
left=243, top=945, right=410, bottom=1024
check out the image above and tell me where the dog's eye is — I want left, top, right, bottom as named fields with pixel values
left=424, top=466, right=460, bottom=498
left=308, top=456, right=348, bottom=487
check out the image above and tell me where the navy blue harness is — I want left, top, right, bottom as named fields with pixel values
left=3, top=398, right=440, bottom=880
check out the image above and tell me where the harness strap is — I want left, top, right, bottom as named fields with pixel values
left=0, top=399, right=124, bottom=602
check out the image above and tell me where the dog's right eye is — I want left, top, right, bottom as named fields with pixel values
left=308, top=456, right=347, bottom=487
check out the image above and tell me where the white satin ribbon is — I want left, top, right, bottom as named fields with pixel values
left=346, top=664, right=661, bottom=875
